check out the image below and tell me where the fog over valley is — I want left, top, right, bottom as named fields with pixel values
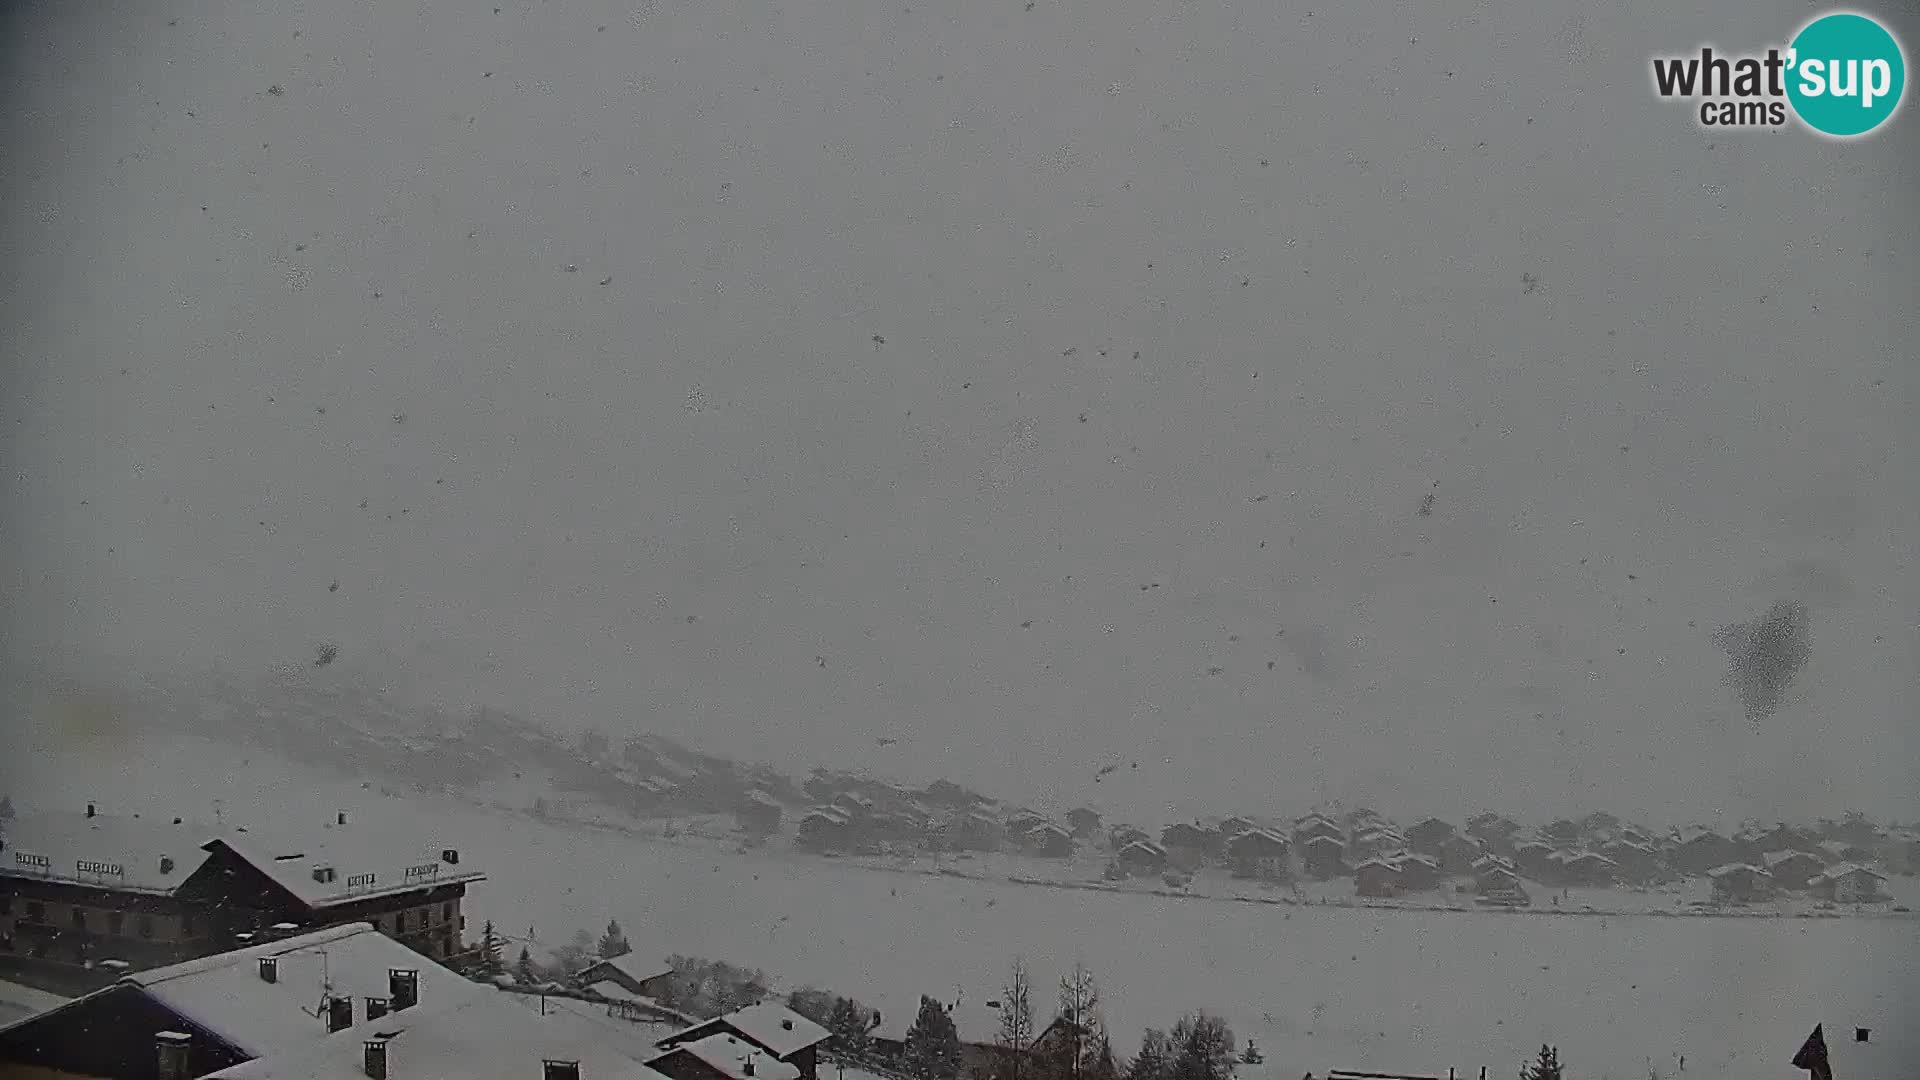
left=3, top=0, right=1917, bottom=844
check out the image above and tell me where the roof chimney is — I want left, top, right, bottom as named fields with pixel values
left=87, top=802, right=97, bottom=819
left=744, top=1059, right=756, bottom=1076
left=782, top=1019, right=794, bottom=1031
left=1856, top=1028, right=1871, bottom=1043
left=156, top=1031, right=191, bottom=1080
left=327, top=996, right=355, bottom=1033
left=390, top=968, right=419, bottom=1011
left=338, top=810, right=349, bottom=826
left=160, top=855, right=176, bottom=875
left=441, top=848, right=460, bottom=865
left=544, top=1061, right=582, bottom=1080
left=259, top=957, right=278, bottom=983
left=367, top=997, right=390, bottom=1021
left=364, top=1036, right=391, bottom=1080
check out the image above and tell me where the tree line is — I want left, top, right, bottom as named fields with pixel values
left=894, top=957, right=1250, bottom=1080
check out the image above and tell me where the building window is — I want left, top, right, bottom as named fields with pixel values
left=108, top=912, right=125, bottom=936
left=138, top=915, right=155, bottom=939
left=24, top=901, right=45, bottom=922
left=71, top=908, right=87, bottom=930
left=442, top=902, right=453, bottom=923
left=396, top=911, right=408, bottom=934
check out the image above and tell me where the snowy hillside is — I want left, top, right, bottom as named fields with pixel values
left=8, top=730, right=1916, bottom=1080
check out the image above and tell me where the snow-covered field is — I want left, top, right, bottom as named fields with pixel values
left=10, top=734, right=1918, bottom=1080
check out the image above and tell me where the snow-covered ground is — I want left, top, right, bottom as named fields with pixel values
left=11, top=734, right=1918, bottom=1080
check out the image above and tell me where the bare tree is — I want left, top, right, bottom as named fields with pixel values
left=996, top=957, right=1037, bottom=1080
left=1049, top=962, right=1103, bottom=1080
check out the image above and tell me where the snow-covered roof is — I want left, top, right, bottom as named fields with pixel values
left=1820, top=863, right=1888, bottom=881
left=134, top=923, right=481, bottom=1057
left=1707, top=863, right=1771, bottom=878
left=204, top=987, right=674, bottom=1080
left=1227, top=828, right=1290, bottom=849
left=1353, top=858, right=1401, bottom=873
left=681, top=1003, right=831, bottom=1058
left=0, top=811, right=483, bottom=909
left=203, top=833, right=485, bottom=910
left=1027, top=823, right=1072, bottom=839
left=658, top=1033, right=802, bottom=1080
left=1764, top=850, right=1823, bottom=867
left=0, top=811, right=219, bottom=893
left=588, top=980, right=646, bottom=1003
left=0, top=924, right=478, bottom=1058
left=1118, top=839, right=1167, bottom=858
left=591, top=953, right=673, bottom=985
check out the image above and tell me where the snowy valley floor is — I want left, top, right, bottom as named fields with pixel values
left=10, top=734, right=1918, bottom=1080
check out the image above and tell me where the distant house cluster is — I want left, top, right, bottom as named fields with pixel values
left=790, top=776, right=1064, bottom=860
left=768, top=779, right=1919, bottom=911
left=1067, top=807, right=1911, bottom=908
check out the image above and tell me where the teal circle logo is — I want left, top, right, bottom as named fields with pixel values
left=1786, top=11, right=1906, bottom=137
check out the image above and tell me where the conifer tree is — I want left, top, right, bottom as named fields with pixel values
left=905, top=996, right=962, bottom=1080
left=597, top=919, right=632, bottom=959
left=1521, top=1046, right=1564, bottom=1080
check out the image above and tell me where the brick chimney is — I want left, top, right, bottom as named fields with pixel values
left=259, top=957, right=278, bottom=983
left=544, top=1061, right=582, bottom=1080
left=327, top=996, right=355, bottom=1033
left=390, top=968, right=419, bottom=1011
left=364, top=1036, right=391, bottom=1080
left=367, top=997, right=390, bottom=1021
left=87, top=802, right=97, bottom=819
left=156, top=1031, right=191, bottom=1080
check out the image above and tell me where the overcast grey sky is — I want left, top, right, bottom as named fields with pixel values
left=3, top=0, right=1916, bottom=825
